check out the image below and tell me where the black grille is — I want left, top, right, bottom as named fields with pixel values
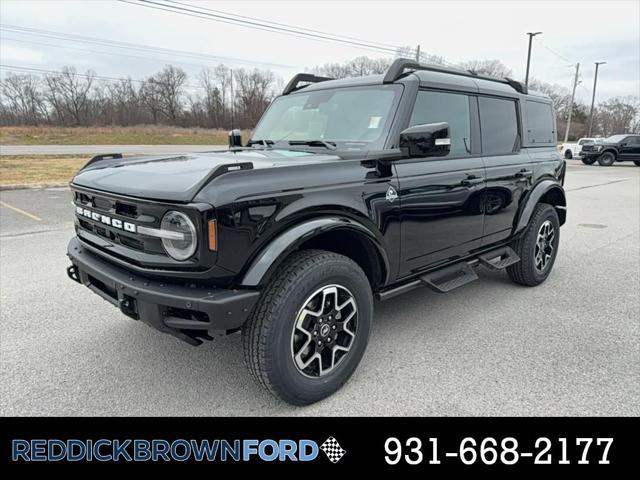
left=72, top=186, right=209, bottom=272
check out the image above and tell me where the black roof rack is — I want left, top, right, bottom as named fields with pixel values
left=383, top=58, right=528, bottom=94
left=282, top=73, right=334, bottom=95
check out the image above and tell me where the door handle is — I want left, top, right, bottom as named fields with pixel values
left=460, top=174, right=484, bottom=187
left=515, top=169, right=533, bottom=178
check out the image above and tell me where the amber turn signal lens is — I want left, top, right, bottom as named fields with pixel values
left=208, top=220, right=217, bottom=251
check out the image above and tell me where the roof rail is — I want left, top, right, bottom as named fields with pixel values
left=383, top=58, right=528, bottom=94
left=283, top=73, right=334, bottom=95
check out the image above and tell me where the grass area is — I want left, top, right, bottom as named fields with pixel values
left=0, top=126, right=247, bottom=145
left=0, top=155, right=88, bottom=185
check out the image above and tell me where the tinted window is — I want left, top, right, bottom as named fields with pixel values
left=526, top=100, right=555, bottom=144
left=627, top=136, right=640, bottom=144
left=479, top=97, right=519, bottom=155
left=410, top=90, right=471, bottom=157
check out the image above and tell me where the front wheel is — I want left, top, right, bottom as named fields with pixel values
left=242, top=249, right=373, bottom=405
left=581, top=156, right=597, bottom=165
left=564, top=150, right=573, bottom=159
left=598, top=152, right=616, bottom=166
left=507, top=203, right=560, bottom=286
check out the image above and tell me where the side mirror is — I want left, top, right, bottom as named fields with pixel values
left=228, top=129, right=242, bottom=148
left=399, top=122, right=450, bottom=158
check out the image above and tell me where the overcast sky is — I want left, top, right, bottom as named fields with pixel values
left=1, top=0, right=638, bottom=103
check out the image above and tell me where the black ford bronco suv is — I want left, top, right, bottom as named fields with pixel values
left=67, top=59, right=566, bottom=405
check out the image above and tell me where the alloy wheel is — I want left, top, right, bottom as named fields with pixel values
left=291, top=285, right=358, bottom=378
left=534, top=220, right=555, bottom=273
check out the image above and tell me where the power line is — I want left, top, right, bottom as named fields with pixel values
left=0, top=64, right=205, bottom=90
left=0, top=35, right=268, bottom=72
left=166, top=0, right=403, bottom=52
left=120, top=0, right=410, bottom=57
left=147, top=1, right=452, bottom=66
left=0, top=24, right=293, bottom=69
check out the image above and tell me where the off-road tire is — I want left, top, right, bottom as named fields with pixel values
left=507, top=203, right=560, bottom=286
left=581, top=156, right=597, bottom=165
left=242, top=249, right=373, bottom=405
left=598, top=151, right=616, bottom=166
left=564, top=150, right=573, bottom=159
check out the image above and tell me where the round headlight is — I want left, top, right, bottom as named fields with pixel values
left=160, top=211, right=197, bottom=261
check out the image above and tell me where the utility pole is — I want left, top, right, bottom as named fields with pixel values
left=415, top=44, right=421, bottom=62
left=564, top=62, right=580, bottom=143
left=588, top=61, right=606, bottom=137
left=525, top=31, right=542, bottom=86
left=229, top=68, right=234, bottom=130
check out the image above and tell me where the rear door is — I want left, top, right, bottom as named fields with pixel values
left=395, top=89, right=485, bottom=276
left=479, top=96, right=533, bottom=246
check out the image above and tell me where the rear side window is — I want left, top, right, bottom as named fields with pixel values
left=410, top=90, right=472, bottom=157
left=526, top=100, right=555, bottom=144
left=479, top=97, right=519, bottom=155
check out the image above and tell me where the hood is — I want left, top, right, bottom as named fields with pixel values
left=71, top=149, right=342, bottom=203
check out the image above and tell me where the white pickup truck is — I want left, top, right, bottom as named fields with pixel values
left=559, top=138, right=599, bottom=159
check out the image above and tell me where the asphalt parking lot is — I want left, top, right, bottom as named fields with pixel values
left=1, top=160, right=638, bottom=416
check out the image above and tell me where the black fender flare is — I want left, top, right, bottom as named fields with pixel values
left=514, top=180, right=566, bottom=235
left=240, top=216, right=390, bottom=287
left=599, top=148, right=618, bottom=159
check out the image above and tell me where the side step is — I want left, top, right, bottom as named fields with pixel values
left=477, top=246, right=520, bottom=271
left=420, top=262, right=478, bottom=293
left=377, top=245, right=522, bottom=300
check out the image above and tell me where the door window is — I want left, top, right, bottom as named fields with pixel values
left=525, top=100, right=555, bottom=144
left=479, top=97, right=520, bottom=155
left=409, top=90, right=472, bottom=157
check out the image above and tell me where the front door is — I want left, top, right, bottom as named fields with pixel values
left=395, top=89, right=485, bottom=277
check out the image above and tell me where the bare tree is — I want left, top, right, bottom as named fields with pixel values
left=458, top=59, right=513, bottom=78
left=233, top=68, right=275, bottom=128
left=151, top=65, right=187, bottom=122
left=594, top=96, right=640, bottom=136
left=199, top=68, right=225, bottom=127
left=312, top=56, right=391, bottom=78
left=43, top=67, right=95, bottom=126
left=0, top=73, right=47, bottom=124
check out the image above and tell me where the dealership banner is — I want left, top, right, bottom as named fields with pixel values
left=1, top=417, right=636, bottom=472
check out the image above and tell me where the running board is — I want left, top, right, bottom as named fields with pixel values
left=420, top=262, right=478, bottom=293
left=477, top=246, right=520, bottom=271
left=377, top=244, right=521, bottom=300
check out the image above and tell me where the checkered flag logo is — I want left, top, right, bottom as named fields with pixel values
left=320, top=436, right=346, bottom=463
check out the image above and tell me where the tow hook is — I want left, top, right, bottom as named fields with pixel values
left=66, top=265, right=81, bottom=284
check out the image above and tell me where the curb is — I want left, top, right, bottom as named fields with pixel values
left=0, top=183, right=69, bottom=191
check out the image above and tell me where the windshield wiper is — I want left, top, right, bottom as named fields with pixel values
left=247, top=139, right=274, bottom=147
left=287, top=140, right=337, bottom=150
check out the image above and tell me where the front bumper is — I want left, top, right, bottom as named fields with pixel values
left=579, top=150, right=600, bottom=159
left=67, top=237, right=260, bottom=345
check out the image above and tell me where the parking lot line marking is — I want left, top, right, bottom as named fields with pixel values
left=0, top=201, right=42, bottom=221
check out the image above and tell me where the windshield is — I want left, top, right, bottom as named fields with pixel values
left=250, top=84, right=402, bottom=151
left=604, top=134, right=628, bottom=143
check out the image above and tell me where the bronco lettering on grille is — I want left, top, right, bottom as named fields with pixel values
left=76, top=206, right=137, bottom=233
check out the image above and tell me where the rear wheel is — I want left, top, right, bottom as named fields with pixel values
left=507, top=203, right=560, bottom=286
left=598, top=152, right=616, bottom=166
left=581, top=156, right=597, bottom=165
left=564, top=150, right=573, bottom=159
left=242, top=249, right=373, bottom=405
